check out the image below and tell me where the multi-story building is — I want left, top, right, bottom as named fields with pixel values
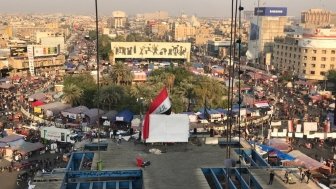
left=0, top=26, right=13, bottom=40
left=273, top=28, right=336, bottom=80
left=301, top=9, right=331, bottom=28
left=110, top=11, right=127, bottom=29
left=247, top=7, right=288, bottom=70
left=172, top=22, right=195, bottom=41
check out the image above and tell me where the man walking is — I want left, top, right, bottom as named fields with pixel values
left=268, top=170, right=275, bottom=185
left=306, top=170, right=311, bottom=183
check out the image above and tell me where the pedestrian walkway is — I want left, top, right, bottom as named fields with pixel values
left=249, top=169, right=320, bottom=189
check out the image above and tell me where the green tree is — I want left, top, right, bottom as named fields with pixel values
left=95, top=85, right=123, bottom=111
left=63, top=73, right=97, bottom=107
left=62, top=83, right=83, bottom=106
left=327, top=70, right=336, bottom=82
left=109, top=62, right=134, bottom=85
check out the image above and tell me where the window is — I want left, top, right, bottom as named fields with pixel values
left=313, top=50, right=317, bottom=53
left=289, top=47, right=292, bottom=51
left=311, top=64, right=316, bottom=68
left=304, top=49, right=308, bottom=53
left=321, top=57, right=326, bottom=61
left=310, top=71, right=315, bottom=75
left=294, top=54, right=296, bottom=58
left=322, top=50, right=327, bottom=54
left=294, top=47, right=297, bottom=51
left=304, top=63, right=307, bottom=67
left=331, top=57, right=335, bottom=61
left=331, top=64, right=335, bottom=69
left=321, top=64, right=326, bottom=68
left=320, top=71, right=326, bottom=76
left=312, top=57, right=316, bottom=61
left=304, top=56, right=307, bottom=60
left=303, top=70, right=306, bottom=74
left=332, top=50, right=335, bottom=54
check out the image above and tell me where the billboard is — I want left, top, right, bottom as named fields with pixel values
left=254, top=7, right=287, bottom=17
left=33, top=46, right=59, bottom=57
left=111, top=42, right=191, bottom=60
left=250, top=23, right=259, bottom=40
left=27, top=45, right=35, bottom=76
left=10, top=47, right=27, bottom=57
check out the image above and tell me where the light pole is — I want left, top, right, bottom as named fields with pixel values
left=137, top=97, right=144, bottom=141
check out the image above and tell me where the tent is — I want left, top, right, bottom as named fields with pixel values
left=115, top=109, right=134, bottom=123
left=258, top=144, right=295, bottom=161
left=82, top=108, right=105, bottom=124
left=39, top=102, right=71, bottom=117
left=289, top=150, right=327, bottom=171
left=28, top=93, right=46, bottom=102
left=11, top=141, right=44, bottom=155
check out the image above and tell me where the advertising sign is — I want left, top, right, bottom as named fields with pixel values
left=250, top=23, right=259, bottom=40
left=10, top=47, right=27, bottom=57
left=111, top=42, right=191, bottom=60
left=27, top=45, right=35, bottom=76
left=33, top=46, right=59, bottom=57
left=254, top=7, right=287, bottom=16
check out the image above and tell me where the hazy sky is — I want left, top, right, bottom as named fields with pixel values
left=1, top=0, right=335, bottom=17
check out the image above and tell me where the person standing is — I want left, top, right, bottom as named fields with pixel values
left=268, top=170, right=275, bottom=185
left=306, top=170, right=311, bottom=183
left=301, top=172, right=305, bottom=183
left=285, top=171, right=289, bottom=184
left=118, top=134, right=122, bottom=144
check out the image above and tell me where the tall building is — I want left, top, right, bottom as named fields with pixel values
left=247, top=7, right=288, bottom=70
left=273, top=28, right=336, bottom=80
left=172, top=22, right=195, bottom=41
left=301, top=9, right=331, bottom=28
left=111, top=11, right=127, bottom=29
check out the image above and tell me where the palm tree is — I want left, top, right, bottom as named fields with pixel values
left=110, top=62, right=134, bottom=85
left=96, top=85, right=122, bottom=110
left=62, top=83, right=83, bottom=106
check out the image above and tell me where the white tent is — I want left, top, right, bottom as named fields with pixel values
left=146, top=114, right=189, bottom=143
left=329, top=103, right=335, bottom=110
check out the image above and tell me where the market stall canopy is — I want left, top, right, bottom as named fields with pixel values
left=32, top=100, right=44, bottom=107
left=11, top=141, right=44, bottom=155
left=289, top=150, right=326, bottom=171
left=28, top=93, right=46, bottom=102
left=0, top=83, right=14, bottom=90
left=101, top=110, right=118, bottom=121
left=39, top=102, right=71, bottom=117
left=0, top=134, right=24, bottom=143
left=258, top=144, right=295, bottom=161
left=61, top=106, right=89, bottom=118
left=82, top=108, right=105, bottom=124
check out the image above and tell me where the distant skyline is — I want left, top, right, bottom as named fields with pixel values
left=0, top=0, right=335, bottom=18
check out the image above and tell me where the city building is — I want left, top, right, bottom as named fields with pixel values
left=40, top=36, right=65, bottom=52
left=0, top=25, right=13, bottom=40
left=136, top=11, right=169, bottom=20
left=172, top=22, right=195, bottom=41
left=35, top=31, right=64, bottom=43
left=273, top=28, right=336, bottom=80
left=207, top=39, right=231, bottom=58
left=247, top=7, right=288, bottom=70
left=110, top=11, right=127, bottom=29
left=301, top=9, right=331, bottom=28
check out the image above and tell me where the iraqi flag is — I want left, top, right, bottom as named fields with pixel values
left=142, top=87, right=171, bottom=140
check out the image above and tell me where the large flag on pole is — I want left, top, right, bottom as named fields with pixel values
left=143, top=87, right=171, bottom=140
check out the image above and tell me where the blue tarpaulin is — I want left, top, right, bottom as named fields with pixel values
left=259, top=144, right=295, bottom=161
left=115, top=109, right=134, bottom=123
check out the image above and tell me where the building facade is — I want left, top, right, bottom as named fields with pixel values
left=273, top=28, right=336, bottom=80
left=301, top=9, right=331, bottom=28
left=111, top=11, right=127, bottom=29
left=172, top=22, right=195, bottom=41
left=247, top=7, right=288, bottom=70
